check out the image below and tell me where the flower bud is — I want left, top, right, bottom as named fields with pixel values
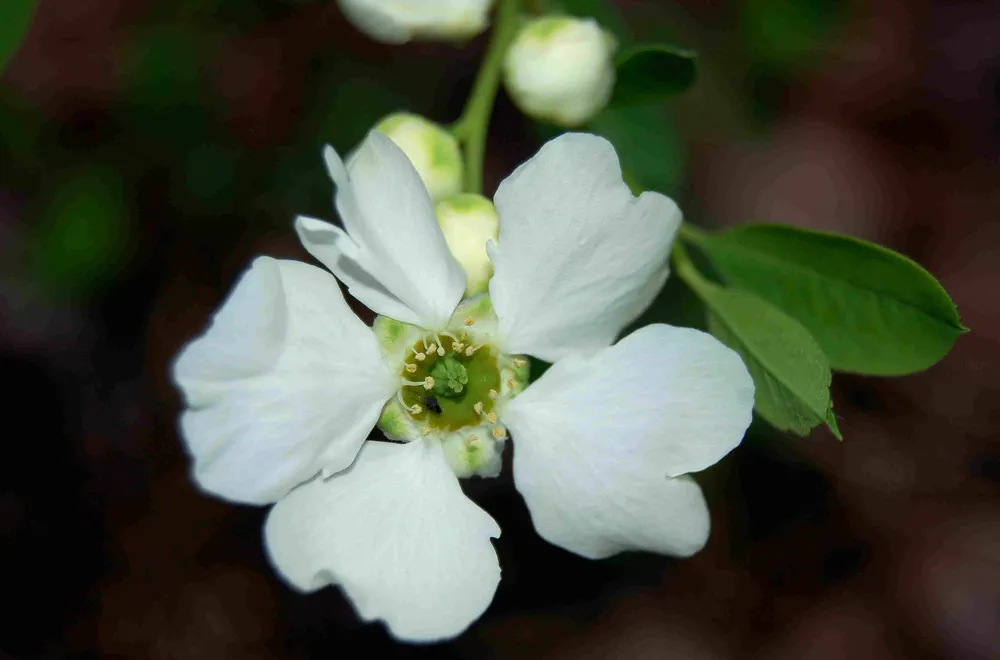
left=503, top=16, right=617, bottom=127
left=338, top=0, right=493, bottom=44
left=375, top=113, right=464, bottom=204
left=442, top=428, right=503, bottom=478
left=436, top=194, right=499, bottom=297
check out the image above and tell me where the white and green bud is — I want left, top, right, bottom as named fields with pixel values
left=373, top=297, right=530, bottom=479
left=503, top=16, right=617, bottom=127
left=436, top=194, right=500, bottom=297
left=374, top=113, right=464, bottom=204
left=338, top=0, right=494, bottom=44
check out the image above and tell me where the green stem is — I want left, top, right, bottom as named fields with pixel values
left=677, top=221, right=710, bottom=244
left=453, top=0, right=522, bottom=195
left=671, top=239, right=714, bottom=299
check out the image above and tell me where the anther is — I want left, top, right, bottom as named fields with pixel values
left=437, top=345, right=446, bottom=356
left=451, top=342, right=465, bottom=353
left=485, top=412, right=497, bottom=424
left=404, top=363, right=417, bottom=373
left=488, top=389, right=498, bottom=399
left=473, top=401, right=483, bottom=415
left=424, top=376, right=435, bottom=390
left=492, top=426, right=506, bottom=439
left=408, top=404, right=423, bottom=415
left=507, top=378, right=515, bottom=389
left=465, top=344, right=482, bottom=356
left=513, top=357, right=527, bottom=368
left=427, top=343, right=437, bottom=354
left=414, top=352, right=426, bottom=361
left=464, top=317, right=475, bottom=326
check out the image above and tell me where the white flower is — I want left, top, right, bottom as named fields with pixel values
left=172, top=131, right=754, bottom=642
left=375, top=113, right=464, bottom=204
left=503, top=16, right=617, bottom=127
left=338, top=0, right=493, bottom=44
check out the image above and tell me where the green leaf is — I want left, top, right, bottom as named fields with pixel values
left=611, top=44, right=697, bottom=106
left=688, top=224, right=965, bottom=375
left=589, top=104, right=685, bottom=194
left=0, top=0, right=37, bottom=73
left=30, top=166, right=131, bottom=298
left=675, top=247, right=837, bottom=438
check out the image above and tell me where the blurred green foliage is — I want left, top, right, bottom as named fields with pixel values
left=0, top=0, right=37, bottom=73
left=29, top=167, right=131, bottom=299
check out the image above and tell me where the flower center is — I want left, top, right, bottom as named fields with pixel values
left=399, top=333, right=501, bottom=432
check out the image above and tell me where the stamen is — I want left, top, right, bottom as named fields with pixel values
left=465, top=344, right=482, bottom=356
left=404, top=363, right=417, bottom=373
left=414, top=352, right=426, bottom=361
left=513, top=357, right=527, bottom=368
left=488, top=389, right=498, bottom=399
left=492, top=426, right=507, bottom=439
left=473, top=401, right=483, bottom=415
left=507, top=378, right=515, bottom=390
left=485, top=412, right=497, bottom=424
left=408, top=404, right=423, bottom=415
left=401, top=379, right=432, bottom=389
left=460, top=331, right=469, bottom=341
left=464, top=316, right=475, bottom=326
left=451, top=341, right=465, bottom=353
left=427, top=343, right=437, bottom=354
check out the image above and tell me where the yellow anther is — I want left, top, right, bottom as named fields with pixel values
left=415, top=352, right=426, bottom=361
left=437, top=345, right=445, bottom=356
left=409, top=404, right=423, bottom=415
left=485, top=412, right=497, bottom=424
left=492, top=426, right=506, bottom=439
left=427, top=343, right=437, bottom=354
left=513, top=357, right=527, bottom=368
left=465, top=346, right=475, bottom=356
left=507, top=378, right=515, bottom=389
left=464, top=317, right=475, bottom=326
left=423, top=376, right=435, bottom=390
left=473, top=401, right=483, bottom=415
left=404, top=363, right=417, bottom=373
left=488, top=389, right=498, bottom=399
left=451, top=342, right=465, bottom=352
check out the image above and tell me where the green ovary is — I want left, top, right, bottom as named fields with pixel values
left=400, top=335, right=500, bottom=432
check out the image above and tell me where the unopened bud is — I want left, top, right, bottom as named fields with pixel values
left=338, top=0, right=494, bottom=44
left=442, top=429, right=503, bottom=478
left=375, top=113, right=464, bottom=204
left=436, top=194, right=499, bottom=297
left=503, top=16, right=617, bottom=127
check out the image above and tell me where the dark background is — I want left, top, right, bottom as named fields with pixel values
left=1, top=0, right=998, bottom=657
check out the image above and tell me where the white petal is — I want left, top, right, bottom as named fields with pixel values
left=265, top=440, right=501, bottom=642
left=489, top=133, right=681, bottom=361
left=501, top=324, right=754, bottom=559
left=173, top=258, right=396, bottom=505
left=296, top=132, right=465, bottom=329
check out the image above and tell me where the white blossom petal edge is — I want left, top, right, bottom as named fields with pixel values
left=338, top=0, right=494, bottom=44
left=502, top=324, right=754, bottom=559
left=173, top=258, right=397, bottom=505
left=489, top=133, right=681, bottom=362
left=265, top=439, right=501, bottom=642
left=295, top=131, right=466, bottom=330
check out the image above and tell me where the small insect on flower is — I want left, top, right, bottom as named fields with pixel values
left=172, top=131, right=753, bottom=643
left=423, top=394, right=443, bottom=414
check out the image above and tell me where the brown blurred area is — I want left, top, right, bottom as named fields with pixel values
left=1, top=0, right=998, bottom=658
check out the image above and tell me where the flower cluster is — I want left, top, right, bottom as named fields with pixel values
left=173, top=131, right=754, bottom=641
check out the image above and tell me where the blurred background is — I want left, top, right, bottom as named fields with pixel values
left=1, top=0, right=998, bottom=657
